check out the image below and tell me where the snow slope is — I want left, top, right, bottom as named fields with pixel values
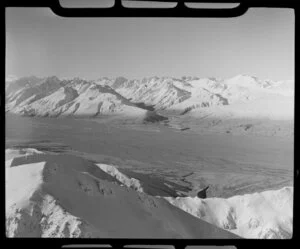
left=107, top=77, right=191, bottom=110
left=5, top=149, right=238, bottom=238
left=166, top=75, right=294, bottom=120
left=165, top=186, right=293, bottom=239
left=209, top=94, right=294, bottom=120
left=5, top=77, right=149, bottom=118
left=166, top=78, right=229, bottom=115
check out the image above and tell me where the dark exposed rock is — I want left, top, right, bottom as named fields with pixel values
left=197, top=186, right=209, bottom=199
left=143, top=111, right=168, bottom=123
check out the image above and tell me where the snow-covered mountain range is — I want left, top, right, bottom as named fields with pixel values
left=6, top=75, right=294, bottom=121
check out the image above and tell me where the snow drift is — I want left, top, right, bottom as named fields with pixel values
left=165, top=187, right=293, bottom=239
left=5, top=149, right=238, bottom=238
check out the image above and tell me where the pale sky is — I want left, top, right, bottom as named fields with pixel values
left=5, top=7, right=294, bottom=81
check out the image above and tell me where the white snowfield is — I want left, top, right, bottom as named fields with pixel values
left=164, top=187, right=293, bottom=239
left=5, top=149, right=239, bottom=239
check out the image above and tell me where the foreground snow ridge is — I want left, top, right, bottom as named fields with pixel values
left=5, top=149, right=238, bottom=238
left=5, top=148, right=44, bottom=168
left=96, top=163, right=143, bottom=192
left=164, top=186, right=293, bottom=239
left=5, top=148, right=292, bottom=239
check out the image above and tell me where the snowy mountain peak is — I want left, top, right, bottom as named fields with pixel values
left=226, top=74, right=258, bottom=85
left=225, top=74, right=278, bottom=89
